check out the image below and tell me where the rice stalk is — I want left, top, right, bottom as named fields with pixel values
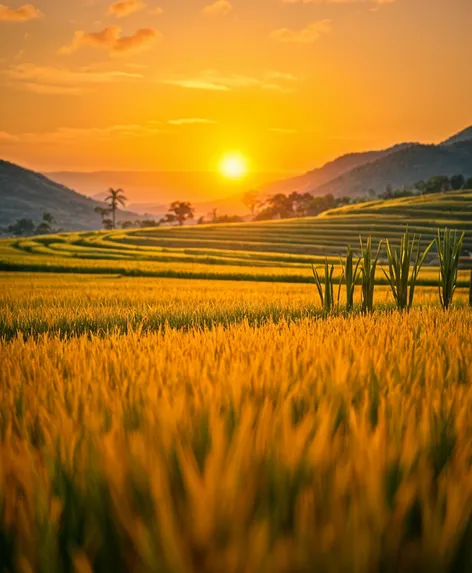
left=311, top=258, right=340, bottom=312
left=339, top=245, right=361, bottom=311
left=436, top=228, right=465, bottom=310
left=359, top=236, right=382, bottom=313
left=383, top=229, right=434, bottom=311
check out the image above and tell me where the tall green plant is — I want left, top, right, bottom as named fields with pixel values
left=360, top=237, right=382, bottom=313
left=339, top=246, right=361, bottom=311
left=436, top=228, right=465, bottom=310
left=383, top=229, right=434, bottom=311
left=311, top=258, right=340, bottom=312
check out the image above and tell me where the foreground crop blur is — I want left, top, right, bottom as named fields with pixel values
left=1, top=275, right=472, bottom=572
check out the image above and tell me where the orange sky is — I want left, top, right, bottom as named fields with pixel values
left=0, top=0, right=471, bottom=175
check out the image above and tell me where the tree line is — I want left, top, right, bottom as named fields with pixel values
left=373, top=174, right=472, bottom=200
left=3, top=173, right=471, bottom=236
left=3, top=212, right=59, bottom=237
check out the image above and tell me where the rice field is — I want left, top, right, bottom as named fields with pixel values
left=1, top=273, right=472, bottom=572
left=1, top=190, right=471, bottom=283
left=1, top=191, right=472, bottom=572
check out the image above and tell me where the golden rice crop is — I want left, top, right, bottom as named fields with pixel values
left=1, top=273, right=472, bottom=572
left=1, top=273, right=469, bottom=339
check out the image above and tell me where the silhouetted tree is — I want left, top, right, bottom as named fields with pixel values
left=35, top=212, right=56, bottom=235
left=466, top=177, right=472, bottom=189
left=105, top=188, right=127, bottom=229
left=136, top=219, right=160, bottom=228
left=165, top=201, right=194, bottom=226
left=305, top=194, right=337, bottom=216
left=120, top=220, right=134, bottom=229
left=243, top=190, right=260, bottom=216
left=7, top=218, right=35, bottom=236
left=414, top=180, right=426, bottom=193
left=160, top=213, right=176, bottom=225
left=450, top=174, right=465, bottom=190
left=210, top=214, right=243, bottom=224
left=255, top=192, right=340, bottom=220
left=94, top=206, right=113, bottom=230
left=424, top=176, right=450, bottom=194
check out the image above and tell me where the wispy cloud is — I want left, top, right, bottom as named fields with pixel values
left=4, top=63, right=144, bottom=95
left=202, top=0, right=232, bottom=15
left=0, top=130, right=19, bottom=142
left=163, top=79, right=230, bottom=91
left=0, top=123, right=168, bottom=146
left=270, top=19, right=332, bottom=43
left=108, top=0, right=146, bottom=18
left=163, top=70, right=298, bottom=92
left=168, top=118, right=216, bottom=125
left=0, top=3, right=42, bottom=22
left=59, top=26, right=159, bottom=56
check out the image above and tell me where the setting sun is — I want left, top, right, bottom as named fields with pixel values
left=219, top=153, right=248, bottom=180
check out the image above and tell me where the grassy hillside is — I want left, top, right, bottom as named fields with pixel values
left=1, top=190, right=471, bottom=282
left=0, top=160, right=138, bottom=231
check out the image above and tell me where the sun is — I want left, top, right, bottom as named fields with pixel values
left=219, top=152, right=248, bottom=180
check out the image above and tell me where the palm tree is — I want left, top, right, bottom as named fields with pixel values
left=105, top=188, right=127, bottom=230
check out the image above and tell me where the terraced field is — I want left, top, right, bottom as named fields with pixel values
left=1, top=190, right=471, bottom=283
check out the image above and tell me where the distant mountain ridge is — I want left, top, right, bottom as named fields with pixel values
left=258, top=142, right=416, bottom=197
left=314, top=140, right=472, bottom=198
left=0, top=160, right=138, bottom=231
left=258, top=126, right=472, bottom=198
left=442, top=126, right=472, bottom=146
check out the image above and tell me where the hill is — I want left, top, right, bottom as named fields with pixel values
left=258, top=126, right=472, bottom=199
left=257, top=143, right=414, bottom=197
left=1, top=190, right=471, bottom=282
left=442, top=125, right=472, bottom=145
left=314, top=140, right=472, bottom=197
left=0, top=160, right=138, bottom=231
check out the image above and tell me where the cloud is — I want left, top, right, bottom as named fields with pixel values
left=0, top=131, right=19, bottom=143
left=0, top=123, right=168, bottom=146
left=163, top=79, right=230, bottom=91
left=266, top=71, right=298, bottom=82
left=108, top=0, right=146, bottom=18
left=270, top=19, right=332, bottom=43
left=149, top=6, right=163, bottom=15
left=168, top=118, right=216, bottom=125
left=0, top=3, right=42, bottom=22
left=163, top=70, right=298, bottom=92
left=59, top=26, right=159, bottom=55
left=202, top=0, right=232, bottom=15
left=4, top=63, right=144, bottom=95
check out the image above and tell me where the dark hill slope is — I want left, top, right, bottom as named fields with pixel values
left=257, top=143, right=414, bottom=197
left=313, top=140, right=472, bottom=197
left=0, top=160, right=137, bottom=231
left=442, top=126, right=472, bottom=145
